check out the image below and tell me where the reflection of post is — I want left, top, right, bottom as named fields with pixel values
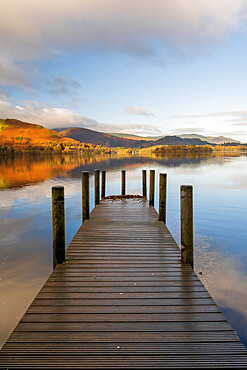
left=52, top=186, right=65, bottom=269
left=142, top=170, right=146, bottom=197
left=159, top=173, right=167, bottom=223
left=149, top=170, right=155, bottom=206
left=102, top=170, right=106, bottom=198
left=82, top=171, right=89, bottom=222
left=122, top=170, right=126, bottom=195
left=95, top=169, right=100, bottom=205
left=181, top=185, right=193, bottom=269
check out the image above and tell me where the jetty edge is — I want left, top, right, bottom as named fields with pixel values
left=0, top=169, right=246, bottom=369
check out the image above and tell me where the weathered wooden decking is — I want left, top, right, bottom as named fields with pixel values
left=1, top=198, right=247, bottom=368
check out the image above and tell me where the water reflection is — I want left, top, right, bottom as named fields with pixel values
left=0, top=152, right=246, bottom=348
left=1, top=152, right=240, bottom=190
left=0, top=154, right=112, bottom=189
left=196, top=251, right=247, bottom=344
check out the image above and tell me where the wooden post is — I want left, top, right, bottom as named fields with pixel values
left=180, top=185, right=193, bottom=269
left=82, top=171, right=89, bottom=222
left=95, top=169, right=100, bottom=205
left=101, top=170, right=106, bottom=198
left=149, top=170, right=155, bottom=206
left=122, top=170, right=126, bottom=195
left=52, top=186, right=65, bottom=269
left=159, top=173, right=167, bottom=223
left=142, top=170, right=146, bottom=197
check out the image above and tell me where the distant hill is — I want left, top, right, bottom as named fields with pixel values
left=206, top=136, right=240, bottom=144
left=132, top=135, right=209, bottom=148
left=109, top=133, right=165, bottom=141
left=0, top=119, right=239, bottom=150
left=59, top=127, right=136, bottom=147
left=178, top=134, right=239, bottom=144
left=109, top=132, right=240, bottom=145
left=60, top=127, right=210, bottom=147
left=108, top=132, right=239, bottom=144
left=53, top=127, right=72, bottom=132
left=178, top=134, right=208, bottom=141
left=60, top=127, right=212, bottom=147
left=108, top=133, right=156, bottom=141
left=153, top=135, right=209, bottom=146
left=0, top=118, right=78, bottom=147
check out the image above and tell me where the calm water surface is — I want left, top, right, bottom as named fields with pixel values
left=0, top=152, right=247, bottom=348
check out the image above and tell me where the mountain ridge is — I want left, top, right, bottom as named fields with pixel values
left=59, top=127, right=136, bottom=147
left=59, top=127, right=210, bottom=147
left=0, top=119, right=241, bottom=149
left=179, top=133, right=240, bottom=144
left=109, top=132, right=239, bottom=144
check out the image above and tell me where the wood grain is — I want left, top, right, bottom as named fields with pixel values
left=0, top=198, right=246, bottom=369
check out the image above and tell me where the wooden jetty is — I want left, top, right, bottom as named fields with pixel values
left=0, top=170, right=247, bottom=368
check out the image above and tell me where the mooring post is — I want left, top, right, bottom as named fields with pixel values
left=142, top=169, right=147, bottom=197
left=52, top=185, right=65, bottom=269
left=95, top=169, right=100, bottom=205
left=159, top=173, right=167, bottom=223
left=101, top=170, right=106, bottom=198
left=82, top=171, right=89, bottom=222
left=149, top=170, right=155, bottom=206
left=122, top=170, right=126, bottom=195
left=180, top=185, right=193, bottom=269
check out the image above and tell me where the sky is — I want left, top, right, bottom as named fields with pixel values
left=1, top=0, right=247, bottom=141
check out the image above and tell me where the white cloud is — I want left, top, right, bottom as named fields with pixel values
left=99, top=122, right=163, bottom=135
left=47, top=75, right=81, bottom=96
left=232, top=122, right=247, bottom=126
left=172, top=127, right=205, bottom=134
left=0, top=1, right=246, bottom=87
left=0, top=88, right=10, bottom=100
left=124, top=106, right=154, bottom=116
left=171, top=110, right=247, bottom=119
left=0, top=0, right=246, bottom=63
left=0, top=55, right=29, bottom=87
left=1, top=96, right=246, bottom=139
left=169, top=110, right=247, bottom=140
left=170, top=110, right=247, bottom=127
left=66, top=96, right=86, bottom=110
left=0, top=96, right=163, bottom=134
left=0, top=97, right=97, bottom=129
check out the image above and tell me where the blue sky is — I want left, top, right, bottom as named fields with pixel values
left=1, top=0, right=247, bottom=141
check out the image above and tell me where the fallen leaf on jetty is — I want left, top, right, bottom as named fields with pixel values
left=103, top=195, right=146, bottom=200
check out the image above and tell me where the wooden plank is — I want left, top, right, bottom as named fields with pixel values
left=15, top=321, right=232, bottom=332
left=26, top=305, right=221, bottom=314
left=30, top=298, right=216, bottom=306
left=21, top=312, right=226, bottom=322
left=40, top=286, right=207, bottom=292
left=43, top=281, right=205, bottom=287
left=35, top=292, right=211, bottom=299
left=0, top=198, right=246, bottom=369
left=2, top=342, right=246, bottom=355
left=46, top=276, right=201, bottom=282
left=0, top=355, right=247, bottom=369
left=7, top=331, right=240, bottom=343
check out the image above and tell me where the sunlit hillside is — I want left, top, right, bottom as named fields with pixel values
left=0, top=118, right=78, bottom=147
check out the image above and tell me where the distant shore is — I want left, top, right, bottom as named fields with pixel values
left=0, top=143, right=246, bottom=157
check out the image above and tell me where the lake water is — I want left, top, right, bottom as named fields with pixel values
left=0, top=152, right=247, bottom=348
